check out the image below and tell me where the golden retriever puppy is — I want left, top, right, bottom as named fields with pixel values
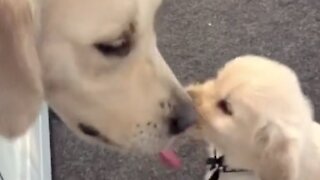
left=187, top=55, right=320, bottom=180
left=0, top=0, right=197, bottom=155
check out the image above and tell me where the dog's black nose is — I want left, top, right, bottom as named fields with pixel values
left=169, top=100, right=197, bottom=135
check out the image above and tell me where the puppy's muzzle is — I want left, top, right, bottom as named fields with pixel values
left=168, top=99, right=197, bottom=135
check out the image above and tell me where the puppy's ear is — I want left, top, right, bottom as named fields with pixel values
left=0, top=1, right=43, bottom=138
left=254, top=122, right=299, bottom=180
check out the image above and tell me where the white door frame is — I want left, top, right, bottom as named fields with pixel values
left=0, top=104, right=52, bottom=180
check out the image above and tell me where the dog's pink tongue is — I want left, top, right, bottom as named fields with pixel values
left=159, top=150, right=181, bottom=169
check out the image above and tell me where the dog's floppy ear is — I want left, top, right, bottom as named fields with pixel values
left=0, top=0, right=43, bottom=138
left=254, top=122, right=299, bottom=180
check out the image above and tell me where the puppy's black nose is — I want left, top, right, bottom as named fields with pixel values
left=169, top=100, right=197, bottom=135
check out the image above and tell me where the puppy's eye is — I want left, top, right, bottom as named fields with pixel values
left=217, top=99, right=233, bottom=115
left=78, top=123, right=100, bottom=137
left=94, top=37, right=131, bottom=57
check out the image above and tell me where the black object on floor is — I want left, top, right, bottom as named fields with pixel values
left=206, top=150, right=248, bottom=180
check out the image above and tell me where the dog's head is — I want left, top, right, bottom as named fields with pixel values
left=0, top=0, right=197, bottom=154
left=187, top=55, right=313, bottom=156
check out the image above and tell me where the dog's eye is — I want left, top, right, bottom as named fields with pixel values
left=94, top=37, right=131, bottom=57
left=78, top=123, right=100, bottom=137
left=217, top=99, right=233, bottom=115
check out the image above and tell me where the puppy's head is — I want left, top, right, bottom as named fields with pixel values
left=0, top=0, right=197, bottom=154
left=187, top=55, right=313, bottom=153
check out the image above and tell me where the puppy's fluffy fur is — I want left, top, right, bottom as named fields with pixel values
left=187, top=55, right=320, bottom=180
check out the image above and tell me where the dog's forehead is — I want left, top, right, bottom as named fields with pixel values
left=44, top=0, right=161, bottom=44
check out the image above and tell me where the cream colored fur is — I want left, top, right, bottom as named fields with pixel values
left=187, top=55, right=320, bottom=180
left=0, top=0, right=193, bottom=154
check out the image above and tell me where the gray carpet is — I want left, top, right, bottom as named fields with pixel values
left=50, top=0, right=320, bottom=179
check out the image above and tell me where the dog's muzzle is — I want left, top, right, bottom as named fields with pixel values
left=168, top=99, right=197, bottom=135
